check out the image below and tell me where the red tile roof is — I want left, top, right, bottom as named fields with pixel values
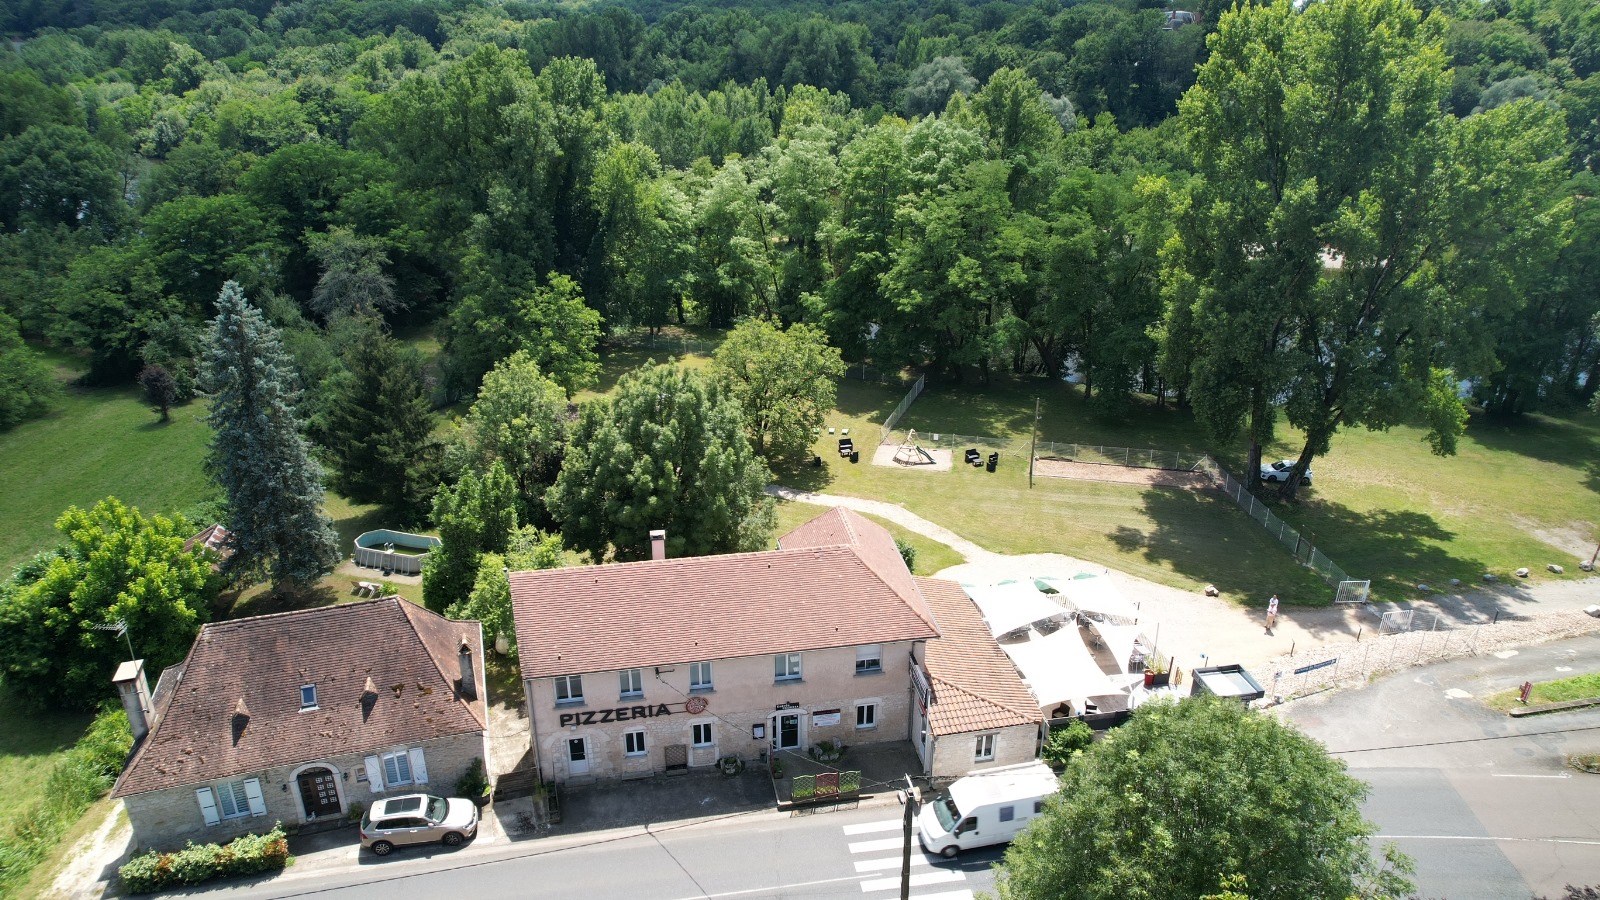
left=917, top=578, right=1042, bottom=734
left=511, top=508, right=940, bottom=679
left=114, top=598, right=485, bottom=797
left=183, top=523, right=235, bottom=565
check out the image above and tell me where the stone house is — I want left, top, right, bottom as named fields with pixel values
left=509, top=507, right=943, bottom=784
left=111, top=598, right=488, bottom=851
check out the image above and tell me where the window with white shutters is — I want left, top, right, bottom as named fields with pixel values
left=216, top=780, right=252, bottom=819
left=382, top=749, right=412, bottom=787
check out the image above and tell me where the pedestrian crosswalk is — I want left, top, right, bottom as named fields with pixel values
left=843, top=818, right=973, bottom=900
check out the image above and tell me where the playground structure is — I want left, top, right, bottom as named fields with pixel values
left=893, top=429, right=937, bottom=466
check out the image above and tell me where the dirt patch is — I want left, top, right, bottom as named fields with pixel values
left=1512, top=517, right=1597, bottom=561
left=1033, top=457, right=1215, bottom=491
left=870, top=443, right=954, bottom=471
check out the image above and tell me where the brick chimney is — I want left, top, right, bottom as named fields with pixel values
left=650, top=529, right=667, bottom=561
left=112, top=659, right=154, bottom=742
left=458, top=639, right=478, bottom=701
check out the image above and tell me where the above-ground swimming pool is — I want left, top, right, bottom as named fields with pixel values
left=353, top=529, right=441, bottom=575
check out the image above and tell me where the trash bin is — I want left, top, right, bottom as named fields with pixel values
left=850, top=451, right=860, bottom=463
left=986, top=452, right=998, bottom=472
left=811, top=455, right=822, bottom=468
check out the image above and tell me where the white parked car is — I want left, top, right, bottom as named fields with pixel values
left=1259, top=460, right=1311, bottom=485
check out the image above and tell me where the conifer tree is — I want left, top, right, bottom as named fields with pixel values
left=324, top=322, right=440, bottom=520
left=202, top=281, right=340, bottom=594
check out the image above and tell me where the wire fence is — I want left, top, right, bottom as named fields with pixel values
left=881, top=429, right=1013, bottom=452
left=1194, top=457, right=1356, bottom=590
left=878, top=374, right=926, bottom=446
left=1033, top=442, right=1210, bottom=472
left=843, top=363, right=908, bottom=386
left=1268, top=622, right=1482, bottom=700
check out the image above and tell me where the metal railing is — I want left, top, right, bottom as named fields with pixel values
left=1033, top=442, right=1210, bottom=472
left=878, top=374, right=926, bottom=445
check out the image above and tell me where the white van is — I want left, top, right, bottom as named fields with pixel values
left=916, top=761, right=1059, bottom=857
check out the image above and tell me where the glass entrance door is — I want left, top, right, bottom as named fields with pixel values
left=776, top=713, right=800, bottom=750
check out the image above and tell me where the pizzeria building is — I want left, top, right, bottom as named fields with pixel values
left=509, top=507, right=942, bottom=783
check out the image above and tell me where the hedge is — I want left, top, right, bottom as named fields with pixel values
left=119, top=824, right=290, bottom=894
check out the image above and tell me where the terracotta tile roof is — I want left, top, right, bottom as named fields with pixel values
left=114, top=598, right=485, bottom=797
left=183, top=523, right=234, bottom=566
left=917, top=578, right=1042, bottom=735
left=512, top=508, right=940, bottom=679
left=778, top=507, right=939, bottom=633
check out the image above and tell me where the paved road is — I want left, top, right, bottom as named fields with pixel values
left=1283, top=633, right=1600, bottom=899
left=186, top=802, right=1004, bottom=900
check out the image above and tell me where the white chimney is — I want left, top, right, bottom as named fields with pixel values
left=458, top=639, right=478, bottom=701
left=113, top=659, right=154, bottom=742
left=650, top=529, right=667, bottom=561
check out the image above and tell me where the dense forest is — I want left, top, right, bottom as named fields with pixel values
left=1, top=0, right=1597, bottom=473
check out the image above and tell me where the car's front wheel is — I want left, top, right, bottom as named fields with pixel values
left=370, top=841, right=393, bottom=856
left=940, top=845, right=959, bottom=859
left=442, top=832, right=464, bottom=847
left=1300, top=477, right=1311, bottom=486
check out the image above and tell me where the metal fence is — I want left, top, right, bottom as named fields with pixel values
left=1268, top=622, right=1483, bottom=700
left=878, top=374, right=926, bottom=445
left=1034, top=442, right=1210, bottom=472
left=1195, top=457, right=1356, bottom=590
left=881, top=429, right=1012, bottom=452
left=843, top=363, right=907, bottom=386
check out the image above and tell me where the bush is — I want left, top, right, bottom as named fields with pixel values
left=1042, top=720, right=1095, bottom=769
left=455, top=757, right=489, bottom=797
left=119, top=824, right=290, bottom=894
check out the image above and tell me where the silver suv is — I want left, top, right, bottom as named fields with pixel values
left=360, top=794, right=478, bottom=855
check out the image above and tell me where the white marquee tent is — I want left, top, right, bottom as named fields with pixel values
left=963, top=580, right=1071, bottom=638
left=1000, top=625, right=1142, bottom=711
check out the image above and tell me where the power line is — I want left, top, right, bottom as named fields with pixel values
left=1325, top=722, right=1600, bottom=754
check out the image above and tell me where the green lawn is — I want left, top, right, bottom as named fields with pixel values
left=773, top=377, right=1328, bottom=605
left=0, top=386, right=215, bottom=574
left=0, top=684, right=94, bottom=865
left=774, top=373, right=1600, bottom=606
left=1485, top=671, right=1600, bottom=711
left=772, top=499, right=965, bottom=577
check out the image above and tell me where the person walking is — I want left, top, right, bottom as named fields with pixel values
left=1266, top=594, right=1280, bottom=631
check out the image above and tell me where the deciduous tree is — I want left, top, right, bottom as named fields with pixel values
left=453, top=350, right=569, bottom=527
left=202, top=281, right=339, bottom=594
left=710, top=318, right=845, bottom=458
left=421, top=462, right=517, bottom=614
left=0, top=498, right=217, bottom=710
left=995, top=697, right=1413, bottom=900
left=547, top=364, right=775, bottom=561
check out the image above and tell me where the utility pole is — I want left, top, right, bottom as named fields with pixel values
left=1029, top=396, right=1040, bottom=489
left=897, top=774, right=920, bottom=900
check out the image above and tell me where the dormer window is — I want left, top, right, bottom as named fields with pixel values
left=300, top=684, right=318, bottom=710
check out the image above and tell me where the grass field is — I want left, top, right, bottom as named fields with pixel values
left=775, top=373, right=1600, bottom=606
left=772, top=500, right=965, bottom=577
left=1484, top=671, right=1600, bottom=711
left=0, top=386, right=215, bottom=574
left=0, top=684, right=95, bottom=894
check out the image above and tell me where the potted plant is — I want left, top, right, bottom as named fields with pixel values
left=808, top=739, right=847, bottom=763
left=717, top=755, right=744, bottom=776
left=1144, top=658, right=1170, bottom=688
